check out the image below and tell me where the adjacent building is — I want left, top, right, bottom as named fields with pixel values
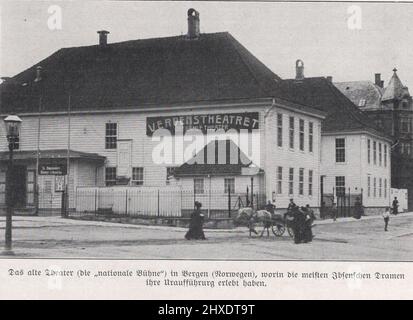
left=336, top=70, right=413, bottom=210
left=274, top=62, right=392, bottom=214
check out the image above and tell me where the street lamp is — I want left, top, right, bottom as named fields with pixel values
left=3, top=114, right=22, bottom=255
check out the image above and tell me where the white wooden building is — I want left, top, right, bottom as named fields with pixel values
left=0, top=9, right=390, bottom=216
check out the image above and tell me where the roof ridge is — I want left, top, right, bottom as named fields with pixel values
left=224, top=33, right=273, bottom=97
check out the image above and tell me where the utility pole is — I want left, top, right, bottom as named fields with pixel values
left=34, top=66, right=42, bottom=215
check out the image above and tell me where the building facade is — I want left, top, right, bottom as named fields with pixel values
left=336, top=70, right=413, bottom=210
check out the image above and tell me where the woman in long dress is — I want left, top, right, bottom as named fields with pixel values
left=185, top=201, right=206, bottom=240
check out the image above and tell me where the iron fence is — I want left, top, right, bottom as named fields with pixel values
left=320, top=187, right=363, bottom=219
left=71, top=186, right=267, bottom=219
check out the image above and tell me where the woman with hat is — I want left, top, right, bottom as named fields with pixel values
left=185, top=201, right=206, bottom=240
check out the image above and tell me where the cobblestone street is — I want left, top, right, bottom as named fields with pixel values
left=0, top=213, right=412, bottom=260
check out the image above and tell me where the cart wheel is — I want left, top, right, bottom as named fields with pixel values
left=287, top=226, right=294, bottom=238
left=272, top=224, right=285, bottom=237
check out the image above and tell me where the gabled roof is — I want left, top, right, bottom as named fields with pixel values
left=382, top=69, right=410, bottom=101
left=0, top=32, right=281, bottom=114
left=273, top=77, right=389, bottom=139
left=174, top=139, right=259, bottom=177
left=334, top=81, right=383, bottom=110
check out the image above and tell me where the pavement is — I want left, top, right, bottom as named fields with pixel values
left=0, top=212, right=412, bottom=260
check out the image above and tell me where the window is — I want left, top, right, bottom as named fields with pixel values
left=298, top=168, right=304, bottom=195
left=277, top=114, right=283, bottom=147
left=166, top=167, right=176, bottom=184
left=373, top=141, right=377, bottom=164
left=373, top=177, right=377, bottom=197
left=308, top=170, right=313, bottom=196
left=336, top=176, right=346, bottom=196
left=358, top=99, right=366, bottom=107
left=335, top=138, right=345, bottom=163
left=384, top=179, right=387, bottom=198
left=335, top=176, right=345, bottom=196
left=379, top=178, right=382, bottom=197
left=10, top=135, right=19, bottom=150
left=277, top=166, right=283, bottom=194
left=194, top=178, right=204, bottom=194
left=367, top=139, right=371, bottom=164
left=401, top=142, right=412, bottom=156
left=379, top=143, right=382, bottom=166
left=400, top=118, right=412, bottom=133
left=299, top=119, right=305, bottom=151
left=105, top=123, right=117, bottom=149
left=288, top=168, right=294, bottom=195
left=224, top=178, right=235, bottom=194
left=308, top=122, right=314, bottom=152
left=132, top=167, right=144, bottom=186
left=105, top=167, right=117, bottom=186
left=289, top=117, right=294, bottom=149
left=367, top=176, right=371, bottom=197
left=384, top=145, right=387, bottom=167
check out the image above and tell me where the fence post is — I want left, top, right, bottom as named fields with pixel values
left=61, top=190, right=66, bottom=218
left=228, top=187, right=231, bottom=218
left=157, top=189, right=160, bottom=217
left=250, top=177, right=254, bottom=208
left=125, top=189, right=128, bottom=216
left=94, top=189, right=98, bottom=215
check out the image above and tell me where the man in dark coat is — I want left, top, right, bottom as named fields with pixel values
left=185, top=201, right=206, bottom=240
left=302, top=205, right=314, bottom=243
left=292, top=206, right=305, bottom=244
left=392, top=197, right=399, bottom=215
left=353, top=197, right=364, bottom=219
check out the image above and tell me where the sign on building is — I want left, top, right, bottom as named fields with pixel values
left=146, top=112, right=259, bottom=136
left=55, top=175, right=66, bottom=192
left=39, top=164, right=67, bottom=175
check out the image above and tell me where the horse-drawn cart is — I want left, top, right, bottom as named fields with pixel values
left=236, top=207, right=295, bottom=238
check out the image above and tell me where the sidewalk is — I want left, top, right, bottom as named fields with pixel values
left=314, top=211, right=413, bottom=225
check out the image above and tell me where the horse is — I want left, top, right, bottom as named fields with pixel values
left=234, top=207, right=275, bottom=238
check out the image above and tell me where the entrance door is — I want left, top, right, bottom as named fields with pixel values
left=11, top=165, right=27, bottom=208
left=117, top=140, right=132, bottom=177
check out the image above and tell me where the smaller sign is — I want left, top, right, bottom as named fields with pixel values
left=39, top=164, right=67, bottom=176
left=55, top=175, right=66, bottom=193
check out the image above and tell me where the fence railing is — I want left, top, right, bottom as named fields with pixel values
left=73, top=186, right=266, bottom=219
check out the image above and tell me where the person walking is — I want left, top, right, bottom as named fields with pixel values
left=185, top=201, right=206, bottom=240
left=301, top=206, right=313, bottom=243
left=383, top=207, right=391, bottom=232
left=331, top=203, right=338, bottom=221
left=392, top=197, right=399, bottom=215
left=292, top=206, right=305, bottom=244
left=353, top=197, right=364, bottom=219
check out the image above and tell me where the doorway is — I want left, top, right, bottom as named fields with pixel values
left=11, top=165, right=27, bottom=208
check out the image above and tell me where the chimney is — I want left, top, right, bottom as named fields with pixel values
left=375, top=73, right=383, bottom=88
left=34, top=66, right=43, bottom=82
left=295, top=60, right=304, bottom=80
left=187, top=8, right=200, bottom=39
left=326, top=76, right=333, bottom=83
left=97, top=30, right=110, bottom=46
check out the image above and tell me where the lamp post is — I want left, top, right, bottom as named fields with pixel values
left=3, top=114, right=22, bottom=255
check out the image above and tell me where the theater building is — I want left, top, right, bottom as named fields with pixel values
left=0, top=9, right=325, bottom=214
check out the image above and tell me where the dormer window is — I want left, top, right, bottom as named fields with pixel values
left=358, top=99, right=366, bottom=107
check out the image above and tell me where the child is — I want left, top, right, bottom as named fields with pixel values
left=382, top=207, right=390, bottom=232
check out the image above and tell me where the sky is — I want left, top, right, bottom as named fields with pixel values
left=1, top=1, right=413, bottom=88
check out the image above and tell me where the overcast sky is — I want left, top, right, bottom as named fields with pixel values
left=1, top=1, right=413, bottom=88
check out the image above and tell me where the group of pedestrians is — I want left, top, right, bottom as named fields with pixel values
left=287, top=199, right=316, bottom=244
